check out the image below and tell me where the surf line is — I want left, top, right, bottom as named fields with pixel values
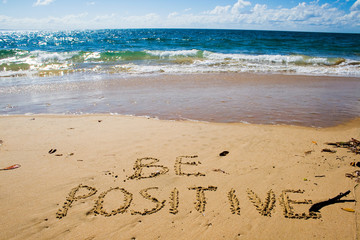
left=56, top=156, right=326, bottom=220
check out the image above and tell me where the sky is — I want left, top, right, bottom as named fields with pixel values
left=0, top=0, right=359, bottom=33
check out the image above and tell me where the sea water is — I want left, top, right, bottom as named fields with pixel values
left=0, top=29, right=360, bottom=126
left=1, top=29, right=359, bottom=80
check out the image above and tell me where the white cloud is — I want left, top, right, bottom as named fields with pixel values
left=167, top=1, right=358, bottom=32
left=121, top=13, right=161, bottom=28
left=87, top=1, right=95, bottom=6
left=0, top=0, right=359, bottom=32
left=2, top=0, right=7, bottom=4
left=206, top=0, right=251, bottom=15
left=184, top=8, right=192, bottom=12
left=0, top=13, right=89, bottom=29
left=168, top=12, right=179, bottom=18
left=351, top=0, right=360, bottom=10
left=0, top=12, right=162, bottom=30
left=231, top=0, right=251, bottom=14
left=33, top=0, right=54, bottom=6
left=207, top=5, right=231, bottom=15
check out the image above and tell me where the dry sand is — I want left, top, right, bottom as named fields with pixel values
left=0, top=115, right=360, bottom=240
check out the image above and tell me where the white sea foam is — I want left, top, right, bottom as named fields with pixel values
left=112, top=58, right=360, bottom=77
left=84, top=52, right=101, bottom=61
left=145, top=49, right=201, bottom=58
left=203, top=51, right=342, bottom=65
left=0, top=49, right=359, bottom=77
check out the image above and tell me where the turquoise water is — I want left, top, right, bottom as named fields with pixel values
left=1, top=29, right=360, bottom=126
left=1, top=29, right=360, bottom=80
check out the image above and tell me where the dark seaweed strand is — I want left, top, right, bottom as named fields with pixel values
left=309, top=190, right=351, bottom=212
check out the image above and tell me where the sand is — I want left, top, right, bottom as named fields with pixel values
left=2, top=73, right=360, bottom=127
left=0, top=115, right=360, bottom=240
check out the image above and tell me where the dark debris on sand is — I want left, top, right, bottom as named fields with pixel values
left=326, top=138, right=360, bottom=155
left=219, top=151, right=229, bottom=157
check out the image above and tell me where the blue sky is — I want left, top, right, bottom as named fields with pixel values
left=0, top=0, right=359, bottom=33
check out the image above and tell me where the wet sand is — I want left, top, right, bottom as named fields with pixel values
left=0, top=115, right=359, bottom=239
left=1, top=73, right=360, bottom=127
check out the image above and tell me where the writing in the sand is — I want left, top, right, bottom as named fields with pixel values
left=56, top=156, right=321, bottom=220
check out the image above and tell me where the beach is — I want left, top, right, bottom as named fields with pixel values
left=1, top=73, right=360, bottom=127
left=0, top=113, right=360, bottom=239
left=1, top=28, right=360, bottom=239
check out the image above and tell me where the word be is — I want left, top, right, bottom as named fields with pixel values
left=128, top=156, right=205, bottom=180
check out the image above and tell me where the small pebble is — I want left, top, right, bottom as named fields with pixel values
left=219, top=151, right=229, bottom=156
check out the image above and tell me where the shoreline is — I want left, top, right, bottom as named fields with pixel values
left=1, top=113, right=360, bottom=128
left=1, top=72, right=360, bottom=128
left=0, top=114, right=360, bottom=239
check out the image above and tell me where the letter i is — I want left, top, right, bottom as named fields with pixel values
left=169, top=188, right=179, bottom=214
left=228, top=189, right=240, bottom=215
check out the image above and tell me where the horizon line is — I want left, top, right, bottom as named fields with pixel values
left=0, top=27, right=359, bottom=35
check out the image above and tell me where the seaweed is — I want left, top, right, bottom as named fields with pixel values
left=326, top=138, right=360, bottom=155
left=309, top=190, right=354, bottom=213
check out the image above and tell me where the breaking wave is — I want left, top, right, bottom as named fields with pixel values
left=0, top=49, right=359, bottom=77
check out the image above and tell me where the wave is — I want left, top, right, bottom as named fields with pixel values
left=204, top=51, right=347, bottom=66
left=145, top=49, right=204, bottom=58
left=0, top=49, right=359, bottom=77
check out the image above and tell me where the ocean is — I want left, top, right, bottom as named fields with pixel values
left=1, top=29, right=360, bottom=126
left=1, top=29, right=360, bottom=80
